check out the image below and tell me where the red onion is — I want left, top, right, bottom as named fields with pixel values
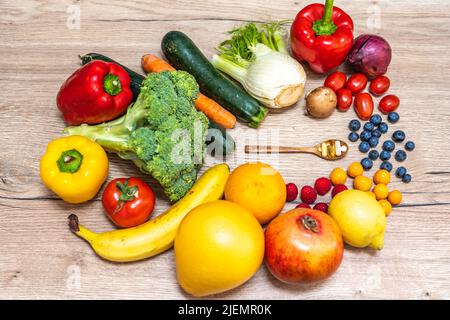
left=347, top=34, right=392, bottom=78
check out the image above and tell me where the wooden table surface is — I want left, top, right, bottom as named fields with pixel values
left=1, top=0, right=450, bottom=300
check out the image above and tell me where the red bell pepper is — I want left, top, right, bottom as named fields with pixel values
left=57, top=60, right=133, bottom=125
left=290, top=0, right=354, bottom=74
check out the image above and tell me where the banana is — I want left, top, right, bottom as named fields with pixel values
left=68, top=164, right=230, bottom=262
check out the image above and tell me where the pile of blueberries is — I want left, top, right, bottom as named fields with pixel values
left=348, top=112, right=415, bottom=183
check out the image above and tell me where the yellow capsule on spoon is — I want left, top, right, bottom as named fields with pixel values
left=245, top=139, right=349, bottom=160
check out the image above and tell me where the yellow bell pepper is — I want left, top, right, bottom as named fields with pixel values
left=40, top=135, right=109, bottom=204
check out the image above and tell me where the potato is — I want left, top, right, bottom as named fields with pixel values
left=306, top=87, right=337, bottom=119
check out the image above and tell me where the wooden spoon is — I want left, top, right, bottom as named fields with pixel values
left=245, top=139, right=349, bottom=160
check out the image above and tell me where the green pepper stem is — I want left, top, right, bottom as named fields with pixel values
left=103, top=73, right=122, bottom=96
left=312, top=0, right=338, bottom=36
left=57, top=149, right=83, bottom=174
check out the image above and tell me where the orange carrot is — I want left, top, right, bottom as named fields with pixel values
left=142, top=54, right=176, bottom=72
left=141, top=54, right=236, bottom=129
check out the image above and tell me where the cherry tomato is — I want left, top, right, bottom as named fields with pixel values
left=336, top=88, right=353, bottom=111
left=379, top=94, right=400, bottom=114
left=369, top=76, right=391, bottom=96
left=102, top=177, right=155, bottom=228
left=324, top=71, right=347, bottom=92
left=346, top=73, right=368, bottom=94
left=354, top=93, right=374, bottom=120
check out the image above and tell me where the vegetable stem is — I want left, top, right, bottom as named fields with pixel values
left=64, top=121, right=130, bottom=153
left=211, top=55, right=248, bottom=84
left=273, top=30, right=288, bottom=54
left=312, top=0, right=338, bottom=36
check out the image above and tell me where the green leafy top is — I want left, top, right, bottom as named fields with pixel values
left=216, top=21, right=290, bottom=68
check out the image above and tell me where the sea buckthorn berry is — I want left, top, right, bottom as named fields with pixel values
left=373, top=184, right=389, bottom=200
left=373, top=169, right=391, bottom=185
left=378, top=200, right=392, bottom=216
left=330, top=168, right=347, bottom=185
left=347, top=162, right=364, bottom=178
left=388, top=190, right=403, bottom=205
left=354, top=175, right=373, bottom=192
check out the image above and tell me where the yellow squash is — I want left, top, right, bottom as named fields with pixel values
left=40, top=135, right=108, bottom=204
left=69, top=163, right=230, bottom=262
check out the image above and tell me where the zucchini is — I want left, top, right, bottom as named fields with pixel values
left=80, top=53, right=145, bottom=101
left=207, top=121, right=235, bottom=157
left=161, top=31, right=268, bottom=128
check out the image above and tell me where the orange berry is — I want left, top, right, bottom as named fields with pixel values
left=366, top=191, right=377, bottom=199
left=378, top=200, right=392, bottom=216
left=388, top=190, right=403, bottom=205
left=330, top=168, right=347, bottom=185
left=347, top=162, right=364, bottom=178
left=373, top=169, right=391, bottom=185
left=354, top=176, right=373, bottom=192
left=373, top=184, right=389, bottom=200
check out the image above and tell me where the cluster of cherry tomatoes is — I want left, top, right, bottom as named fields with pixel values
left=324, top=72, right=400, bottom=120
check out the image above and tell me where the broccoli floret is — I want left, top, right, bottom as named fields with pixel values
left=65, top=71, right=208, bottom=202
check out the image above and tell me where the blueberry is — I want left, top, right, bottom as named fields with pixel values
left=405, top=141, right=415, bottom=151
left=380, top=161, right=393, bottom=172
left=369, top=150, right=379, bottom=160
left=349, top=119, right=361, bottom=131
left=396, top=167, right=407, bottom=178
left=402, top=173, right=412, bottom=183
left=359, top=142, right=371, bottom=153
left=380, top=150, right=391, bottom=161
left=348, top=132, right=359, bottom=142
left=395, top=150, right=407, bottom=162
left=361, top=158, right=373, bottom=170
left=379, top=122, right=389, bottom=134
left=360, top=130, right=372, bottom=141
left=383, top=140, right=395, bottom=152
left=369, top=137, right=379, bottom=148
left=372, top=129, right=382, bottom=138
left=370, top=114, right=382, bottom=125
left=392, top=130, right=406, bottom=143
left=388, top=112, right=400, bottom=123
left=364, top=122, right=375, bottom=131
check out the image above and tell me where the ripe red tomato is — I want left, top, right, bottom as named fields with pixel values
left=346, top=73, right=368, bottom=94
left=102, top=177, right=155, bottom=228
left=336, top=88, right=353, bottom=111
left=369, top=75, right=390, bottom=96
left=324, top=72, right=347, bottom=92
left=354, top=93, right=374, bottom=120
left=379, top=94, right=400, bottom=113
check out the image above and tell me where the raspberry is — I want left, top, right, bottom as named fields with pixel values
left=300, top=186, right=317, bottom=204
left=314, top=177, right=332, bottom=196
left=313, top=202, right=328, bottom=213
left=285, top=183, right=298, bottom=202
left=296, top=203, right=311, bottom=209
left=331, top=184, right=348, bottom=197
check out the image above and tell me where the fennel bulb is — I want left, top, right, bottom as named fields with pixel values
left=212, top=22, right=307, bottom=109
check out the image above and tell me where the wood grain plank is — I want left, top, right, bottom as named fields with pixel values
left=1, top=0, right=450, bottom=299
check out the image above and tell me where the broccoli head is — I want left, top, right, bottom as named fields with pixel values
left=65, top=71, right=209, bottom=201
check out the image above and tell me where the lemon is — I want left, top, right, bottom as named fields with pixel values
left=174, top=200, right=264, bottom=297
left=329, top=190, right=386, bottom=250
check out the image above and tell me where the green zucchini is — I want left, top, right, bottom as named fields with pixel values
left=80, top=53, right=145, bottom=101
left=161, top=31, right=268, bottom=128
left=207, top=121, right=235, bottom=157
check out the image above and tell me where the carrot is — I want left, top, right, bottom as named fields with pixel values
left=142, top=54, right=176, bottom=72
left=141, top=54, right=236, bottom=129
